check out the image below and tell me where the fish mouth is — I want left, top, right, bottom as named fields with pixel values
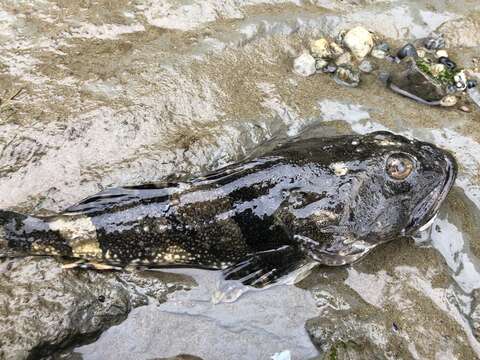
left=403, top=151, right=457, bottom=235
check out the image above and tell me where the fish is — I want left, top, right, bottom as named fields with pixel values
left=0, top=131, right=457, bottom=287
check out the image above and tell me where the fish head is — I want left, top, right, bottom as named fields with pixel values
left=345, top=131, right=457, bottom=240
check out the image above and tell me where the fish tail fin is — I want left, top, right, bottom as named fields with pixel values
left=0, top=210, right=35, bottom=257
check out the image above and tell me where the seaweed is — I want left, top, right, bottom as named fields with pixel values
left=416, top=58, right=459, bottom=86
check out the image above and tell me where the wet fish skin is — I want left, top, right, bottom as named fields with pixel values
left=0, top=131, right=457, bottom=286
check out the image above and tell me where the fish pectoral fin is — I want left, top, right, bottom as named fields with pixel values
left=62, top=260, right=85, bottom=269
left=62, top=260, right=122, bottom=271
left=222, top=245, right=306, bottom=288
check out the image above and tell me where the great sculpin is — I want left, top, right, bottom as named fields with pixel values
left=0, top=131, right=457, bottom=287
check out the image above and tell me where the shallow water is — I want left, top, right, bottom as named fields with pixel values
left=1, top=0, right=480, bottom=359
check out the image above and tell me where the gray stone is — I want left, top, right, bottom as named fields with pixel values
left=359, top=60, right=374, bottom=73
left=388, top=58, right=447, bottom=105
left=293, top=53, right=316, bottom=77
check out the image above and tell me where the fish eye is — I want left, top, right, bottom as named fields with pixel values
left=386, top=153, right=414, bottom=180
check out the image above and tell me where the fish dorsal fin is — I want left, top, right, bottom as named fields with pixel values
left=64, top=182, right=183, bottom=215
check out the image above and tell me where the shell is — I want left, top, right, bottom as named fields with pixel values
left=310, top=38, right=331, bottom=59
left=440, top=95, right=458, bottom=107
left=334, top=66, right=360, bottom=87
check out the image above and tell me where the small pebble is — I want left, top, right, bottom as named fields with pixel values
left=385, top=55, right=401, bottom=64
left=467, top=79, right=478, bottom=89
left=376, top=43, right=390, bottom=52
left=371, top=43, right=389, bottom=59
left=315, top=58, right=328, bottom=71
left=371, top=48, right=387, bottom=59
left=446, top=84, right=457, bottom=94
left=397, top=43, right=417, bottom=59
left=454, top=72, right=467, bottom=90
left=435, top=49, right=449, bottom=58
left=460, top=105, right=471, bottom=112
left=438, top=57, right=456, bottom=70
left=322, top=64, right=337, bottom=73
left=293, top=53, right=316, bottom=77
left=440, top=95, right=457, bottom=107
left=359, top=60, right=374, bottom=73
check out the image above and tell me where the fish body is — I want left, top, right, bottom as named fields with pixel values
left=0, top=131, right=457, bottom=286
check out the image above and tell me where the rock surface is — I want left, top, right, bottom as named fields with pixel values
left=0, top=258, right=193, bottom=359
left=437, top=17, right=480, bottom=48
left=302, top=238, right=479, bottom=360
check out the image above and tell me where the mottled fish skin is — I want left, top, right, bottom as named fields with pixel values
left=0, top=131, right=457, bottom=286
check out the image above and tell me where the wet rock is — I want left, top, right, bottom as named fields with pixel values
left=385, top=55, right=400, bottom=64
left=302, top=238, right=479, bottom=360
left=424, top=36, right=446, bottom=50
left=318, top=340, right=387, bottom=360
left=334, top=66, right=360, bottom=88
left=322, top=64, right=337, bottom=73
left=438, top=57, right=456, bottom=70
left=388, top=58, right=446, bottom=105
left=359, top=60, right=374, bottom=73
left=342, top=26, right=374, bottom=59
left=447, top=84, right=457, bottom=94
left=0, top=258, right=190, bottom=359
left=467, top=79, right=478, bottom=89
left=454, top=71, right=468, bottom=91
left=293, top=53, right=316, bottom=77
left=471, top=289, right=480, bottom=340
left=397, top=43, right=417, bottom=59
left=437, top=17, right=480, bottom=48
left=0, top=258, right=134, bottom=359
left=468, top=87, right=480, bottom=108
left=310, top=38, right=331, bottom=59
left=371, top=43, right=389, bottom=59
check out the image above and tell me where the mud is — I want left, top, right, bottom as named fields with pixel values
left=1, top=0, right=480, bottom=359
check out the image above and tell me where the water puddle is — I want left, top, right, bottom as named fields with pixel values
left=75, top=269, right=319, bottom=360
